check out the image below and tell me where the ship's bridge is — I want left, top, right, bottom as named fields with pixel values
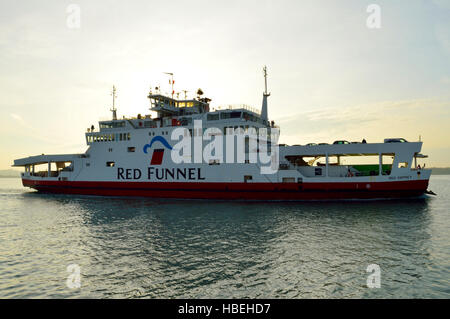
left=148, top=93, right=210, bottom=117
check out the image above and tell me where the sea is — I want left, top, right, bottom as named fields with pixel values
left=0, top=176, right=449, bottom=298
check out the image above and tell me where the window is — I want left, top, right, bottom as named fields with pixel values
left=127, top=133, right=131, bottom=140
left=207, top=113, right=219, bottom=121
left=398, top=162, right=409, bottom=168
left=100, top=121, right=125, bottom=129
left=230, top=111, right=241, bottom=118
left=244, top=175, right=253, bottom=183
left=209, top=159, right=220, bottom=165
left=106, top=161, right=115, bottom=167
left=127, top=147, right=136, bottom=152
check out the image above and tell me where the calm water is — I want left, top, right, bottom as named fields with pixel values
left=0, top=176, right=449, bottom=298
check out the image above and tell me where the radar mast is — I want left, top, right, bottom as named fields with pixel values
left=164, top=72, right=174, bottom=99
left=261, top=66, right=270, bottom=121
left=110, top=85, right=117, bottom=120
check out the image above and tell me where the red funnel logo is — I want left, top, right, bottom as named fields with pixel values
left=150, top=149, right=164, bottom=165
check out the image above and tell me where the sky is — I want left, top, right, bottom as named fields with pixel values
left=0, top=0, right=449, bottom=169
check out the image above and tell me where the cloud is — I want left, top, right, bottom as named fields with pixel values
left=276, top=97, right=450, bottom=147
left=10, top=113, right=24, bottom=124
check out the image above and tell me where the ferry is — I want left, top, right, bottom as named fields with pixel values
left=13, top=68, right=432, bottom=200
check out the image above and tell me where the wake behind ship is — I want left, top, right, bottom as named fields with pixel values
left=13, top=68, right=432, bottom=200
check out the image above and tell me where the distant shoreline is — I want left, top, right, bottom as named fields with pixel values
left=429, top=168, right=450, bottom=175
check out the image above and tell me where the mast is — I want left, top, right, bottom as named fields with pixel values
left=261, top=66, right=270, bottom=121
left=164, top=72, right=174, bottom=99
left=110, top=85, right=117, bottom=120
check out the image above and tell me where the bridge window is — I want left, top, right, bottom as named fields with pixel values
left=100, top=121, right=125, bottom=128
left=230, top=111, right=241, bottom=118
left=207, top=113, right=219, bottom=121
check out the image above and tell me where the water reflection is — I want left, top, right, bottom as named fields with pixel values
left=15, top=192, right=432, bottom=298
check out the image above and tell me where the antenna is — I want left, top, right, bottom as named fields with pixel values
left=110, top=85, right=117, bottom=120
left=263, top=65, right=270, bottom=96
left=260, top=66, right=270, bottom=121
left=164, top=72, right=174, bottom=99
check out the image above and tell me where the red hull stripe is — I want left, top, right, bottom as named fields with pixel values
left=22, top=179, right=429, bottom=200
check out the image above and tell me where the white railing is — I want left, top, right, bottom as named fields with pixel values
left=214, top=104, right=261, bottom=115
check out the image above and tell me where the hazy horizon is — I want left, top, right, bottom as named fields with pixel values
left=1, top=0, right=449, bottom=169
